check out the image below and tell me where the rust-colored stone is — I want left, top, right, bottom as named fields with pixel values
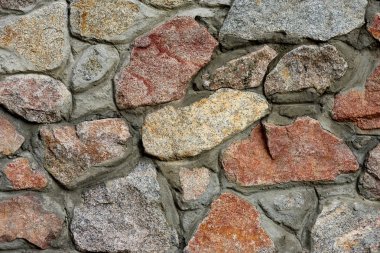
left=0, top=195, right=64, bottom=249
left=0, top=116, right=24, bottom=156
left=185, top=192, right=275, bottom=253
left=222, top=117, right=358, bottom=186
left=368, top=13, right=380, bottom=41
left=333, top=65, right=380, bottom=129
left=3, top=158, right=47, bottom=190
left=115, top=16, right=218, bottom=109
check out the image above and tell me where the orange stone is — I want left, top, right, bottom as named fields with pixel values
left=368, top=13, right=380, bottom=41
left=222, top=117, right=358, bottom=186
left=0, top=116, right=24, bottom=156
left=3, top=158, right=47, bottom=190
left=0, top=195, right=64, bottom=249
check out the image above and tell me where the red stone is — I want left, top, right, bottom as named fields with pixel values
left=3, top=158, right=48, bottom=190
left=222, top=117, right=358, bottom=186
left=115, top=16, right=218, bottom=109
left=333, top=65, right=380, bottom=129
left=0, top=116, right=24, bottom=156
left=185, top=192, right=275, bottom=253
left=368, top=13, right=380, bottom=41
left=0, top=195, right=64, bottom=249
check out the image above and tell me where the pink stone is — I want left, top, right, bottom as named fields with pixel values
left=179, top=167, right=210, bottom=201
left=222, top=117, right=358, bottom=186
left=368, top=13, right=380, bottom=41
left=115, top=16, right=218, bottom=109
left=0, top=116, right=24, bottom=156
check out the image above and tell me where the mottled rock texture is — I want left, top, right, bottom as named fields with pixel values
left=185, top=192, right=275, bottom=253
left=0, top=1, right=70, bottom=73
left=143, top=89, right=269, bottom=160
left=0, top=195, right=64, bottom=249
left=333, top=64, right=380, bottom=129
left=70, top=0, right=140, bottom=42
left=311, top=198, right=380, bottom=253
left=0, top=0, right=36, bottom=11
left=367, top=13, right=380, bottom=41
left=115, top=16, right=218, bottom=109
left=359, top=144, right=380, bottom=200
left=203, top=45, right=277, bottom=90
left=0, top=75, right=72, bottom=123
left=40, top=118, right=131, bottom=188
left=265, top=45, right=347, bottom=96
left=222, top=117, right=358, bottom=186
left=219, top=0, right=367, bottom=44
left=0, top=116, right=24, bottom=157
left=142, top=0, right=191, bottom=8
left=71, top=160, right=178, bottom=252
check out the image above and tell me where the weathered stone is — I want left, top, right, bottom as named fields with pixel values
left=185, top=192, right=275, bottom=252
left=368, top=13, right=380, bottom=41
left=265, top=45, right=347, bottom=96
left=72, top=44, right=119, bottom=92
left=70, top=0, right=141, bottom=42
left=359, top=144, right=380, bottom=200
left=222, top=117, right=359, bottom=186
left=0, top=75, right=72, bottom=123
left=0, top=195, right=64, bottom=249
left=277, top=104, right=320, bottom=118
left=72, top=81, right=117, bottom=119
left=311, top=198, right=380, bottom=253
left=3, top=158, right=48, bottom=190
left=40, top=118, right=131, bottom=188
left=0, top=116, right=24, bottom=156
left=143, top=89, right=269, bottom=160
left=71, top=160, right=178, bottom=252
left=0, top=1, right=70, bottom=73
left=142, top=0, right=191, bottom=9
left=0, top=0, right=36, bottom=11
left=203, top=45, right=277, bottom=90
left=219, top=0, right=367, bottom=44
left=115, top=16, right=218, bottom=109
left=366, top=144, right=380, bottom=180
left=199, top=0, right=231, bottom=7
left=333, top=64, right=380, bottom=129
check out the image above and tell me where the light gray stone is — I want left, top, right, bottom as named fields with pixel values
left=311, top=198, right=380, bottom=253
left=0, top=1, right=70, bottom=73
left=72, top=44, right=119, bottom=92
left=265, top=45, right=347, bottom=96
left=219, top=0, right=367, bottom=45
left=142, top=89, right=269, bottom=160
left=199, top=0, right=231, bottom=7
left=71, top=160, right=178, bottom=252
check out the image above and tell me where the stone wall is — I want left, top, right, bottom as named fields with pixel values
left=0, top=0, right=379, bottom=252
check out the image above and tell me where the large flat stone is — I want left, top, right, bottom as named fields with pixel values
left=0, top=116, right=24, bottom=157
left=265, top=45, right=347, bottom=96
left=115, top=16, right=218, bottom=109
left=0, top=75, right=72, bottom=123
left=142, top=89, right=269, bottom=160
left=222, top=117, right=358, bottom=186
left=71, top=160, right=178, bottom=252
left=0, top=1, right=70, bottom=73
left=219, top=0, right=367, bottom=45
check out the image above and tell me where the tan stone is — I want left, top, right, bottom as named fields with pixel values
left=0, top=116, right=24, bottom=156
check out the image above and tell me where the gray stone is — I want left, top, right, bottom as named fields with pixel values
left=315, top=183, right=358, bottom=200
left=265, top=45, right=347, bottom=96
left=141, top=0, right=191, bottom=9
left=311, top=198, right=380, bottom=253
left=277, top=104, right=320, bottom=118
left=71, top=160, right=178, bottom=252
left=72, top=44, right=119, bottom=92
left=0, top=1, right=70, bottom=73
left=0, top=0, right=37, bottom=11
left=359, top=173, right=380, bottom=200
left=219, top=0, right=367, bottom=45
left=72, top=81, right=117, bottom=119
left=199, top=0, right=231, bottom=6
left=142, top=89, right=269, bottom=160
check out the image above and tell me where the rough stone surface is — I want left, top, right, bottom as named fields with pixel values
left=71, top=160, right=178, bottom=253
left=264, top=45, right=347, bottom=96
left=115, top=16, right=218, bottom=109
left=219, top=0, right=367, bottom=44
left=222, top=117, right=358, bottom=186
left=0, top=75, right=72, bottom=123
left=368, top=13, right=380, bottom=41
left=0, top=0, right=36, bottom=11
left=185, top=192, right=275, bottom=253
left=70, top=0, right=140, bottom=42
left=203, top=45, right=277, bottom=90
left=0, top=1, right=70, bottom=73
left=0, top=195, right=64, bottom=249
left=359, top=144, right=380, bottom=200
left=0, top=116, right=24, bottom=157
left=143, top=89, right=269, bottom=160
left=142, top=0, right=191, bottom=9
left=333, top=64, right=380, bottom=129
left=72, top=44, right=119, bottom=92
left=40, top=118, right=131, bottom=188
left=199, top=0, right=231, bottom=7
left=3, top=158, right=48, bottom=190
left=311, top=198, right=380, bottom=253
